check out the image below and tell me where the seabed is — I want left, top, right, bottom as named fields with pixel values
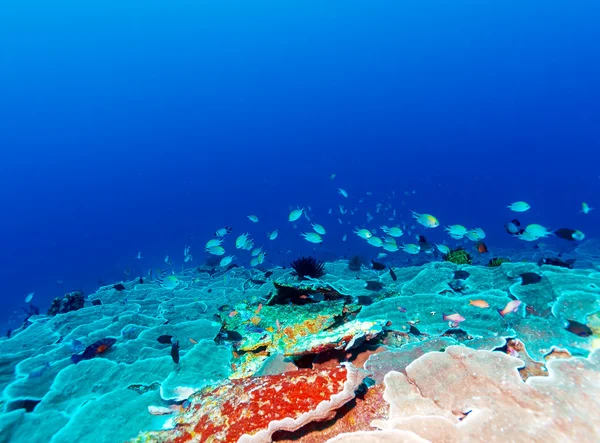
left=1, top=243, right=599, bottom=442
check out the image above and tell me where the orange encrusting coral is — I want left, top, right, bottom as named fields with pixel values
left=273, top=383, right=388, bottom=442
left=151, top=366, right=351, bottom=443
left=279, top=315, right=333, bottom=349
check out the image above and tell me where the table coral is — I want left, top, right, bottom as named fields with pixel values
left=328, top=346, right=600, bottom=442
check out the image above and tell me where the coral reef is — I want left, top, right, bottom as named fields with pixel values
left=1, top=258, right=599, bottom=442
left=328, top=346, right=600, bottom=442
left=47, top=291, right=85, bottom=316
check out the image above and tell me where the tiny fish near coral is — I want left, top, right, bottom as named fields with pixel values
left=371, top=260, right=386, bottom=270
left=563, top=320, right=593, bottom=337
left=469, top=299, right=490, bottom=309
left=171, top=340, right=180, bottom=364
left=301, top=232, right=323, bottom=244
left=497, top=300, right=522, bottom=317
left=519, top=272, right=542, bottom=285
left=506, top=201, right=530, bottom=212
left=443, top=313, right=465, bottom=328
left=71, top=338, right=117, bottom=364
left=157, top=335, right=174, bottom=344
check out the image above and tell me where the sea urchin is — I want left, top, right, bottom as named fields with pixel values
left=290, top=256, right=325, bottom=280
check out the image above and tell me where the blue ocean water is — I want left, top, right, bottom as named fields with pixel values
left=1, top=0, right=599, bottom=333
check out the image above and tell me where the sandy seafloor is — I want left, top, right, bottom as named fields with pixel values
left=1, top=241, right=600, bottom=443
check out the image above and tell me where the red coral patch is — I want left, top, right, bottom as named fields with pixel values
left=161, top=366, right=351, bottom=442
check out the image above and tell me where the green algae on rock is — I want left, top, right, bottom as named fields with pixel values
left=443, top=247, right=473, bottom=265
left=487, top=257, right=511, bottom=267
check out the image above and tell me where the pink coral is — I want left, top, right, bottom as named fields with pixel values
left=328, top=346, right=600, bottom=442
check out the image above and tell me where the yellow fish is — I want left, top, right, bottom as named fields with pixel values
left=411, top=211, right=439, bottom=228
left=469, top=299, right=490, bottom=309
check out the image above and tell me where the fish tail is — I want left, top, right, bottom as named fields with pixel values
left=71, top=353, right=84, bottom=364
left=441, top=313, right=447, bottom=321
left=497, top=309, right=506, bottom=318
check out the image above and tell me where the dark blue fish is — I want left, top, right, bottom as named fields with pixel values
left=365, top=281, right=383, bottom=291
left=219, top=330, right=243, bottom=341
left=564, top=320, right=592, bottom=337
left=371, top=260, right=386, bottom=270
left=157, top=335, right=174, bottom=344
left=519, top=272, right=542, bottom=285
left=505, top=219, right=523, bottom=235
left=453, top=270, right=470, bottom=280
left=71, top=338, right=117, bottom=364
left=171, top=341, right=180, bottom=364
left=408, top=325, right=422, bottom=336
left=554, top=228, right=580, bottom=241
left=538, top=257, right=575, bottom=269
left=356, top=295, right=374, bottom=305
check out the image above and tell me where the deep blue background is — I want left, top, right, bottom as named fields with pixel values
left=1, top=1, right=599, bottom=331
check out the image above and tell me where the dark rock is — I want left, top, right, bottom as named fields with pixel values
left=47, top=291, right=85, bottom=316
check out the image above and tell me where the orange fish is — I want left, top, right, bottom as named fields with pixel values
left=469, top=299, right=489, bottom=308
left=498, top=300, right=521, bottom=317
left=228, top=310, right=238, bottom=318
left=189, top=338, right=198, bottom=345
left=475, top=241, right=488, bottom=253
left=255, top=303, right=263, bottom=315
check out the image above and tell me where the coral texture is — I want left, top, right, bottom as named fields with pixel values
left=327, top=346, right=600, bottom=442
left=130, top=364, right=366, bottom=443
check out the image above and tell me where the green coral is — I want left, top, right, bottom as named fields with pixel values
left=443, top=248, right=472, bottom=265
left=487, top=257, right=511, bottom=267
